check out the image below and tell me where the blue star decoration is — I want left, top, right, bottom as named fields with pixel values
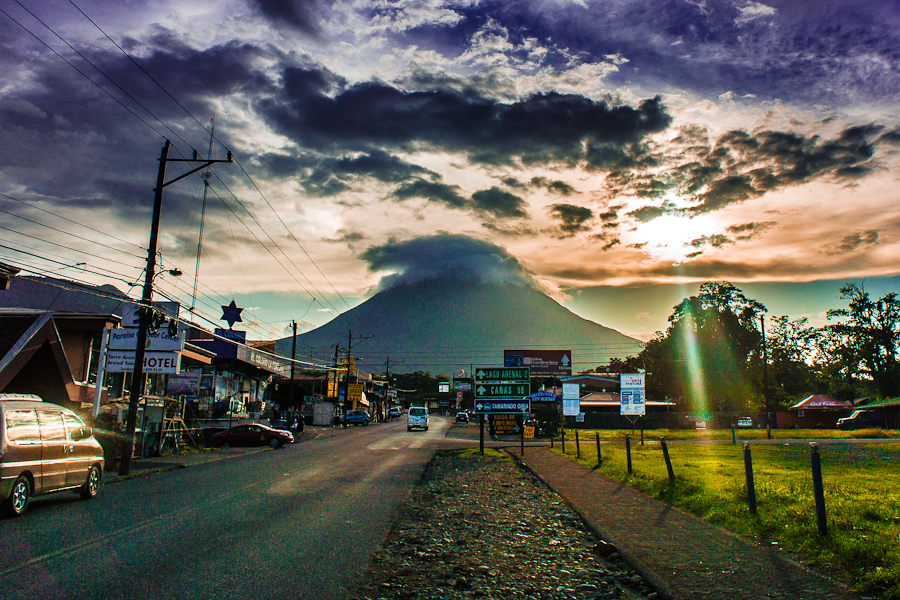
left=221, top=300, right=244, bottom=329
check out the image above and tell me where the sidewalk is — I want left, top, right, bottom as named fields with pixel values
left=517, top=447, right=861, bottom=600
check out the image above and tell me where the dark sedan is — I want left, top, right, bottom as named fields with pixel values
left=210, top=423, right=293, bottom=448
left=341, top=410, right=370, bottom=427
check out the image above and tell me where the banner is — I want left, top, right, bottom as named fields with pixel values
left=620, top=373, right=646, bottom=416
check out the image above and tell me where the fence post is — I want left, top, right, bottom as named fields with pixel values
left=551, top=434, right=554, bottom=448
left=625, top=434, right=632, bottom=475
left=561, top=430, right=566, bottom=454
left=732, top=424, right=736, bottom=445
left=596, top=432, right=602, bottom=468
left=660, top=438, right=675, bottom=483
left=743, top=442, right=757, bottom=515
left=575, top=430, right=581, bottom=458
left=810, top=442, right=828, bottom=536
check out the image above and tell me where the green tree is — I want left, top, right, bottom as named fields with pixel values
left=825, top=283, right=900, bottom=397
left=640, top=282, right=767, bottom=412
left=765, top=315, right=817, bottom=405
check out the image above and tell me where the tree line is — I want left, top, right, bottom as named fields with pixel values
left=606, top=281, right=900, bottom=413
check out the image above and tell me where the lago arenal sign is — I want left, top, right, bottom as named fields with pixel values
left=475, top=367, right=530, bottom=382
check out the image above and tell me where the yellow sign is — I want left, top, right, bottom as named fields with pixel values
left=348, top=383, right=363, bottom=402
left=524, top=426, right=535, bottom=439
left=341, top=357, right=357, bottom=377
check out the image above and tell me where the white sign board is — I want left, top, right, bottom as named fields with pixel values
left=105, top=350, right=181, bottom=374
left=562, top=382, right=580, bottom=416
left=620, top=373, right=646, bottom=416
left=108, top=329, right=185, bottom=352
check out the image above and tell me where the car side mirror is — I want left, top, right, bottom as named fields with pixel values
left=71, top=426, right=93, bottom=441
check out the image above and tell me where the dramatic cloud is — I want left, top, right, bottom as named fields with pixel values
left=470, top=188, right=528, bottom=219
left=548, top=204, right=594, bottom=238
left=258, top=68, right=671, bottom=165
left=361, top=234, right=533, bottom=290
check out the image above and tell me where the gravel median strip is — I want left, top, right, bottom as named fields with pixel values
left=349, top=449, right=658, bottom=600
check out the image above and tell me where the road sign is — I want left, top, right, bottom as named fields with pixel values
left=474, top=367, right=530, bottom=382
left=105, top=350, right=181, bottom=374
left=473, top=399, right=531, bottom=414
left=474, top=382, right=530, bottom=398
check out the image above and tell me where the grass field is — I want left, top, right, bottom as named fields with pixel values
left=551, top=429, right=900, bottom=599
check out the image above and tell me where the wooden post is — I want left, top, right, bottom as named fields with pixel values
left=575, top=429, right=581, bottom=458
left=661, top=438, right=674, bottom=483
left=625, top=434, right=632, bottom=475
left=596, top=432, right=602, bottom=468
left=561, top=429, right=566, bottom=454
left=743, top=442, right=757, bottom=515
left=810, top=442, right=827, bottom=535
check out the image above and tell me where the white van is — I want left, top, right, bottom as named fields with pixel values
left=407, top=406, right=428, bottom=431
left=0, top=394, right=105, bottom=516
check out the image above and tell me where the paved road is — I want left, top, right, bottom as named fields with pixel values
left=0, top=417, right=453, bottom=600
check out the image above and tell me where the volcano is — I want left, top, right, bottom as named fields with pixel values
left=277, top=276, right=643, bottom=376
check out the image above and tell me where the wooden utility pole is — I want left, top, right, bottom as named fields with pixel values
left=119, top=139, right=231, bottom=476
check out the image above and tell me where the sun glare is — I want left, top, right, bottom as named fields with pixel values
left=630, top=214, right=716, bottom=262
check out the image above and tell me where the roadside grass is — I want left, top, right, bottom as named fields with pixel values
left=556, top=427, right=899, bottom=442
left=552, top=432, right=900, bottom=599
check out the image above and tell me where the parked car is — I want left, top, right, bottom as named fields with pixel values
left=388, top=406, right=402, bottom=419
left=341, top=410, right=370, bottom=427
left=736, top=417, right=753, bottom=428
left=210, top=423, right=293, bottom=448
left=0, top=393, right=104, bottom=517
left=837, top=409, right=885, bottom=430
left=455, top=411, right=469, bottom=423
left=407, top=406, right=429, bottom=431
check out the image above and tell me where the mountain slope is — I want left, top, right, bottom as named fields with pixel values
left=279, top=277, right=643, bottom=376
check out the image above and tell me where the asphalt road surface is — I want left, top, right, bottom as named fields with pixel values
left=0, top=416, right=457, bottom=600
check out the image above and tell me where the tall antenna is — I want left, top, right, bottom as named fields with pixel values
left=191, top=115, right=215, bottom=312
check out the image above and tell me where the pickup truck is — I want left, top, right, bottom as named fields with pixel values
left=837, top=409, right=884, bottom=430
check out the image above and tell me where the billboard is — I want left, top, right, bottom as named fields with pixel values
left=620, top=373, right=646, bottom=416
left=504, top=350, right=571, bottom=377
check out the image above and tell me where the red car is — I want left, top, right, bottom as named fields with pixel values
left=210, top=423, right=293, bottom=448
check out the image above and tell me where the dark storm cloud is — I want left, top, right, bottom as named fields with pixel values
left=248, top=0, right=324, bottom=33
left=393, top=179, right=468, bottom=209
left=548, top=204, right=594, bottom=238
left=829, top=230, right=880, bottom=255
left=361, top=234, right=533, bottom=290
left=453, top=0, right=900, bottom=106
left=258, top=68, right=671, bottom=165
left=470, top=188, right=528, bottom=219
left=530, top=177, right=576, bottom=196
left=610, top=124, right=883, bottom=218
left=297, top=151, right=440, bottom=197
left=690, top=234, right=733, bottom=249
left=727, top=221, right=776, bottom=241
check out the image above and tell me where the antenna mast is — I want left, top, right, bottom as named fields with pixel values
left=191, top=116, right=215, bottom=312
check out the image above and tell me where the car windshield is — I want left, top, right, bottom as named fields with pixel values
left=409, top=408, right=425, bottom=416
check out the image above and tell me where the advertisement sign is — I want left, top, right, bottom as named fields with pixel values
left=166, top=372, right=201, bottom=396
left=490, top=414, right=521, bottom=435
left=109, top=329, right=185, bottom=351
left=105, top=350, right=181, bottom=374
left=562, top=382, right=580, bottom=416
left=620, top=373, right=646, bottom=416
left=504, top=350, right=571, bottom=377
left=439, top=382, right=450, bottom=393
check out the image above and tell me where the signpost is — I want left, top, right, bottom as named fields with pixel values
left=562, top=382, right=580, bottom=416
left=620, top=373, right=646, bottom=437
left=472, top=365, right=530, bottom=454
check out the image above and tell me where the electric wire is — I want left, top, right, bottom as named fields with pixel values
left=0, top=192, right=145, bottom=252
left=0, top=208, right=144, bottom=259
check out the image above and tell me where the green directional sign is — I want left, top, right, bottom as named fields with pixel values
left=474, top=367, right=530, bottom=382
left=474, top=382, right=530, bottom=398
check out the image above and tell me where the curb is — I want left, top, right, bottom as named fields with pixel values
left=509, top=450, right=678, bottom=600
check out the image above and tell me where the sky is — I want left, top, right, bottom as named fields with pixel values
left=1, top=0, right=899, bottom=349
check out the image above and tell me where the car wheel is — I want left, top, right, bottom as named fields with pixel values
left=5, top=475, right=30, bottom=517
left=80, top=465, right=101, bottom=500
left=363, top=420, right=369, bottom=426
left=222, top=441, right=232, bottom=448
left=269, top=438, right=281, bottom=449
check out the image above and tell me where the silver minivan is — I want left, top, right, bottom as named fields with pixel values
left=407, top=406, right=429, bottom=431
left=0, top=394, right=105, bottom=516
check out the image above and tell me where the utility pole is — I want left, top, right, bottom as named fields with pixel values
left=120, top=139, right=232, bottom=476
left=345, top=329, right=374, bottom=412
left=761, top=315, right=771, bottom=439
left=289, top=320, right=297, bottom=410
